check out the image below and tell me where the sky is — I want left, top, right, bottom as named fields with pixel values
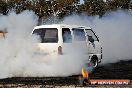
left=80, top=0, right=84, bottom=4
left=80, top=0, right=107, bottom=4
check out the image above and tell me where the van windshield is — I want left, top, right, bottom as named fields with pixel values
left=33, top=28, right=58, bottom=43
left=86, top=29, right=98, bottom=41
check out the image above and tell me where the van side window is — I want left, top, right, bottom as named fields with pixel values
left=72, top=28, right=86, bottom=41
left=62, top=28, right=72, bottom=43
left=33, top=28, right=58, bottom=43
left=86, top=29, right=98, bottom=41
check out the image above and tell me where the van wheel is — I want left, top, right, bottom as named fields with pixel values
left=90, top=57, right=98, bottom=68
left=82, top=78, right=88, bottom=86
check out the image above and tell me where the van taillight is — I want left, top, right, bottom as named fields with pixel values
left=58, top=46, right=62, bottom=55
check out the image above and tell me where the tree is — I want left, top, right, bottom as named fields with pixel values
left=81, top=0, right=105, bottom=16
left=105, top=0, right=131, bottom=11
left=29, top=0, right=49, bottom=18
left=45, top=0, right=79, bottom=18
left=0, top=0, right=8, bottom=15
left=3, top=0, right=132, bottom=20
left=130, top=1, right=132, bottom=9
left=7, top=0, right=29, bottom=13
left=26, top=0, right=79, bottom=19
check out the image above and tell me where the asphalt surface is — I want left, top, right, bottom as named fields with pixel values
left=90, top=60, right=132, bottom=79
left=0, top=60, right=132, bottom=87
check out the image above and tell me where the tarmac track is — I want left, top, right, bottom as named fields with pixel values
left=90, top=60, right=132, bottom=79
left=0, top=60, right=132, bottom=87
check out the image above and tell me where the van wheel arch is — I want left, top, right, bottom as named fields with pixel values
left=90, top=55, right=98, bottom=68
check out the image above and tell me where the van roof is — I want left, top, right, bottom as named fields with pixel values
left=34, top=24, right=91, bottom=29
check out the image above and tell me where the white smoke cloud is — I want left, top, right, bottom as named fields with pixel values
left=0, top=10, right=38, bottom=78
left=61, top=10, right=132, bottom=64
left=0, top=9, right=132, bottom=78
left=0, top=10, right=88, bottom=78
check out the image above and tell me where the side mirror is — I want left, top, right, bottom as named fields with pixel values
left=88, top=36, right=94, bottom=43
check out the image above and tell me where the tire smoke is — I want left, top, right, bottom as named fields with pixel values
left=0, top=10, right=132, bottom=78
left=0, top=10, right=87, bottom=78
left=61, top=10, right=132, bottom=64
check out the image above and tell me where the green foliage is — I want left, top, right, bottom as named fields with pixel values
left=105, top=0, right=131, bottom=11
left=7, top=0, right=27, bottom=13
left=40, top=0, right=79, bottom=18
left=81, top=0, right=105, bottom=16
left=0, top=0, right=131, bottom=19
left=29, top=0, right=49, bottom=18
left=0, top=0, right=8, bottom=15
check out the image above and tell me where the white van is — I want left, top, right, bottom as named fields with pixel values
left=32, top=24, right=102, bottom=67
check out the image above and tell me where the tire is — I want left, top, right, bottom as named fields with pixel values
left=90, top=57, right=98, bottom=68
left=82, top=78, right=88, bottom=86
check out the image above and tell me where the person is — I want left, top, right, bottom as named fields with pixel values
left=79, top=62, right=95, bottom=86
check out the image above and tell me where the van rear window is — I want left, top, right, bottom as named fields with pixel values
left=33, top=28, right=58, bottom=43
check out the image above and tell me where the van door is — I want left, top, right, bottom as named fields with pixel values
left=85, top=29, right=101, bottom=59
left=62, top=28, right=73, bottom=54
left=72, top=28, right=89, bottom=62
